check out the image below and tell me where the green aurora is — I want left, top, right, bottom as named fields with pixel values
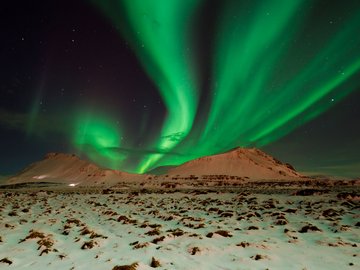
left=71, top=0, right=360, bottom=173
left=90, top=0, right=203, bottom=173
left=74, top=111, right=125, bottom=170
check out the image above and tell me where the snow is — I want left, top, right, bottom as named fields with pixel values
left=0, top=188, right=359, bottom=269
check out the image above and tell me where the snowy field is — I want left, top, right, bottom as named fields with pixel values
left=0, top=187, right=359, bottom=270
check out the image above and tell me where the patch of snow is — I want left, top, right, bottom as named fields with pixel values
left=32, top=175, right=48, bottom=180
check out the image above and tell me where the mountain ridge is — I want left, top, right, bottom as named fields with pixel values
left=7, top=152, right=147, bottom=186
left=167, top=147, right=303, bottom=180
left=6, top=148, right=305, bottom=185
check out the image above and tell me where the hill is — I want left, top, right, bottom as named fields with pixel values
left=6, top=153, right=147, bottom=186
left=166, top=148, right=303, bottom=180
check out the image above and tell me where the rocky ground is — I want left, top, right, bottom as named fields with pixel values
left=0, top=184, right=359, bottom=270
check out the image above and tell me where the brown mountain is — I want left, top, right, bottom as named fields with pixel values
left=6, top=153, right=147, bottom=186
left=6, top=148, right=304, bottom=186
left=166, top=148, right=304, bottom=180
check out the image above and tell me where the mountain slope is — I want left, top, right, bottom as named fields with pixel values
left=0, top=175, right=9, bottom=184
left=167, top=148, right=303, bottom=180
left=6, top=153, right=146, bottom=186
left=6, top=148, right=304, bottom=186
left=147, top=165, right=177, bottom=175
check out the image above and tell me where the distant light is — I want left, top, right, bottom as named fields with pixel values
left=68, top=183, right=76, bottom=187
left=33, top=175, right=47, bottom=180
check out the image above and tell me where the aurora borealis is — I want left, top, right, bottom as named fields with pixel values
left=1, top=0, right=360, bottom=177
left=93, top=0, right=203, bottom=173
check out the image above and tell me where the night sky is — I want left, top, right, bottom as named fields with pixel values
left=1, top=0, right=359, bottom=178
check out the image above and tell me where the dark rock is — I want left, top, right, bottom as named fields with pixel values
left=299, top=225, right=322, bottom=233
left=284, top=208, right=297, bottom=213
left=252, top=254, right=264, bottom=260
left=81, top=240, right=95, bottom=250
left=337, top=192, right=359, bottom=200
left=236, top=242, right=250, bottom=248
left=112, top=263, right=138, bottom=270
left=293, top=189, right=327, bottom=196
left=152, top=236, right=165, bottom=244
left=150, top=257, right=161, bottom=268
left=322, top=209, right=338, bottom=217
left=275, top=219, right=288, bottom=225
left=190, top=247, right=200, bottom=255
left=214, top=230, right=232, bottom=237
left=0, top=258, right=12, bottom=265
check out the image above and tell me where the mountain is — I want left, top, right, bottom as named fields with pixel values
left=166, top=148, right=304, bottom=180
left=6, top=153, right=147, bottom=186
left=147, top=165, right=177, bottom=175
left=0, top=174, right=9, bottom=184
left=5, top=148, right=304, bottom=186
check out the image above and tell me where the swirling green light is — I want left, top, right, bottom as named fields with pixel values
left=78, top=1, right=360, bottom=173
left=197, top=0, right=360, bottom=154
left=93, top=0, right=202, bottom=172
left=73, top=112, right=125, bottom=170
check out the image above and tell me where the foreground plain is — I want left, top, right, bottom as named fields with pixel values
left=0, top=184, right=359, bottom=270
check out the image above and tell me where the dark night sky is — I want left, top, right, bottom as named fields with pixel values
left=0, top=0, right=359, bottom=177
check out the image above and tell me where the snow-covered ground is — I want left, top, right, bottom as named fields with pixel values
left=0, top=188, right=359, bottom=269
